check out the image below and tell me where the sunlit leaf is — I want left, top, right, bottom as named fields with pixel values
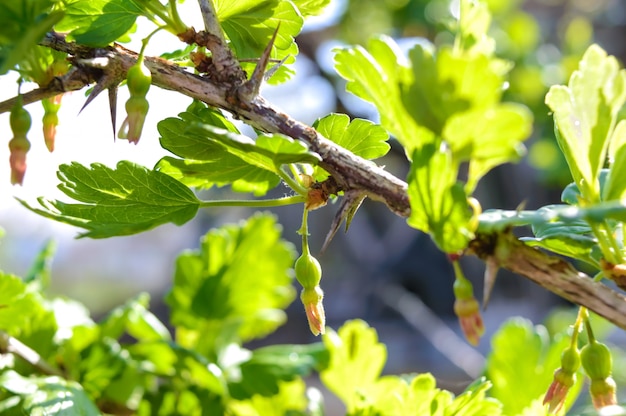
left=604, top=120, right=626, bottom=201
left=20, top=161, right=200, bottom=238
left=214, top=0, right=302, bottom=83
left=0, top=371, right=100, bottom=415
left=320, top=320, right=386, bottom=413
left=407, top=143, right=473, bottom=253
left=545, top=44, right=626, bottom=201
left=405, top=45, right=507, bottom=137
left=99, top=293, right=171, bottom=342
left=156, top=156, right=280, bottom=196
left=444, top=104, right=532, bottom=192
left=54, top=0, right=143, bottom=46
left=0, top=1, right=63, bottom=74
left=485, top=318, right=583, bottom=416
left=313, top=113, right=390, bottom=160
left=334, top=35, right=431, bottom=152
left=228, top=343, right=328, bottom=400
left=166, top=213, right=297, bottom=352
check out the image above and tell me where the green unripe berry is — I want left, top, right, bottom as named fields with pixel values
left=560, top=344, right=581, bottom=374
left=453, top=276, right=473, bottom=300
left=127, top=61, right=152, bottom=97
left=581, top=341, right=612, bottom=380
left=10, top=102, right=31, bottom=138
left=295, top=252, right=322, bottom=289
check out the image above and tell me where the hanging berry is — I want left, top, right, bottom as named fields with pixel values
left=8, top=97, right=32, bottom=185
left=296, top=208, right=326, bottom=336
left=451, top=257, right=484, bottom=346
left=118, top=56, right=151, bottom=144
left=543, top=343, right=581, bottom=414
left=42, top=94, right=63, bottom=152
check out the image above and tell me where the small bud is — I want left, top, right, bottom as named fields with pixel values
left=300, top=286, right=325, bottom=336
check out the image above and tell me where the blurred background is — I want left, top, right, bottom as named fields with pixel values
left=0, top=0, right=625, bottom=406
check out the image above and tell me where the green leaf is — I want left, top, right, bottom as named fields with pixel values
left=319, top=320, right=386, bottom=413
left=99, top=293, right=171, bottom=342
left=444, top=104, right=532, bottom=192
left=0, top=371, right=100, bottom=416
left=456, top=0, right=495, bottom=54
left=20, top=161, right=200, bottom=238
left=166, top=213, right=296, bottom=352
left=156, top=156, right=280, bottom=197
left=0, top=0, right=63, bottom=74
left=55, top=0, right=143, bottom=47
left=604, top=120, right=626, bottom=201
left=333, top=36, right=431, bottom=152
left=157, top=114, right=320, bottom=196
left=214, top=0, right=303, bottom=83
left=313, top=113, right=390, bottom=160
left=186, top=124, right=321, bottom=168
left=292, top=0, right=331, bottom=17
left=228, top=343, right=328, bottom=400
left=405, top=44, right=507, bottom=136
left=0, top=273, right=57, bottom=360
left=485, top=318, right=583, bottom=415
left=521, top=205, right=600, bottom=265
left=228, top=379, right=309, bottom=416
left=407, top=143, right=473, bottom=253
left=545, top=44, right=626, bottom=201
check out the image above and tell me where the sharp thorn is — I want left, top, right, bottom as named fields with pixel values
left=108, top=86, right=118, bottom=140
left=79, top=81, right=106, bottom=114
left=240, top=24, right=280, bottom=98
left=482, top=256, right=499, bottom=310
left=320, top=191, right=365, bottom=254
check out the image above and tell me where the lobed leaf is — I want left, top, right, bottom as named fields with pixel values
left=320, top=320, right=386, bottom=413
left=292, top=0, right=331, bottom=17
left=166, top=213, right=297, bottom=352
left=313, top=113, right=390, bottom=160
left=0, top=1, right=63, bottom=74
left=55, top=0, right=143, bottom=47
left=0, top=371, right=100, bottom=416
left=604, top=120, right=626, bottom=201
left=485, top=318, right=583, bottom=416
left=407, top=143, right=473, bottom=253
left=99, top=293, right=171, bottom=342
left=333, top=36, right=430, bottom=152
left=20, top=161, right=200, bottom=238
left=228, top=343, right=328, bottom=400
left=214, top=0, right=302, bottom=83
left=545, top=44, right=626, bottom=201
left=444, top=103, right=532, bottom=192
left=157, top=113, right=320, bottom=196
left=405, top=45, right=506, bottom=136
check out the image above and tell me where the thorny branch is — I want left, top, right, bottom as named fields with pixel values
left=2, top=31, right=626, bottom=331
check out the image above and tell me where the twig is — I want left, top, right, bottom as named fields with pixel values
left=195, top=0, right=245, bottom=80
left=469, top=232, right=626, bottom=331
left=0, top=331, right=63, bottom=377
